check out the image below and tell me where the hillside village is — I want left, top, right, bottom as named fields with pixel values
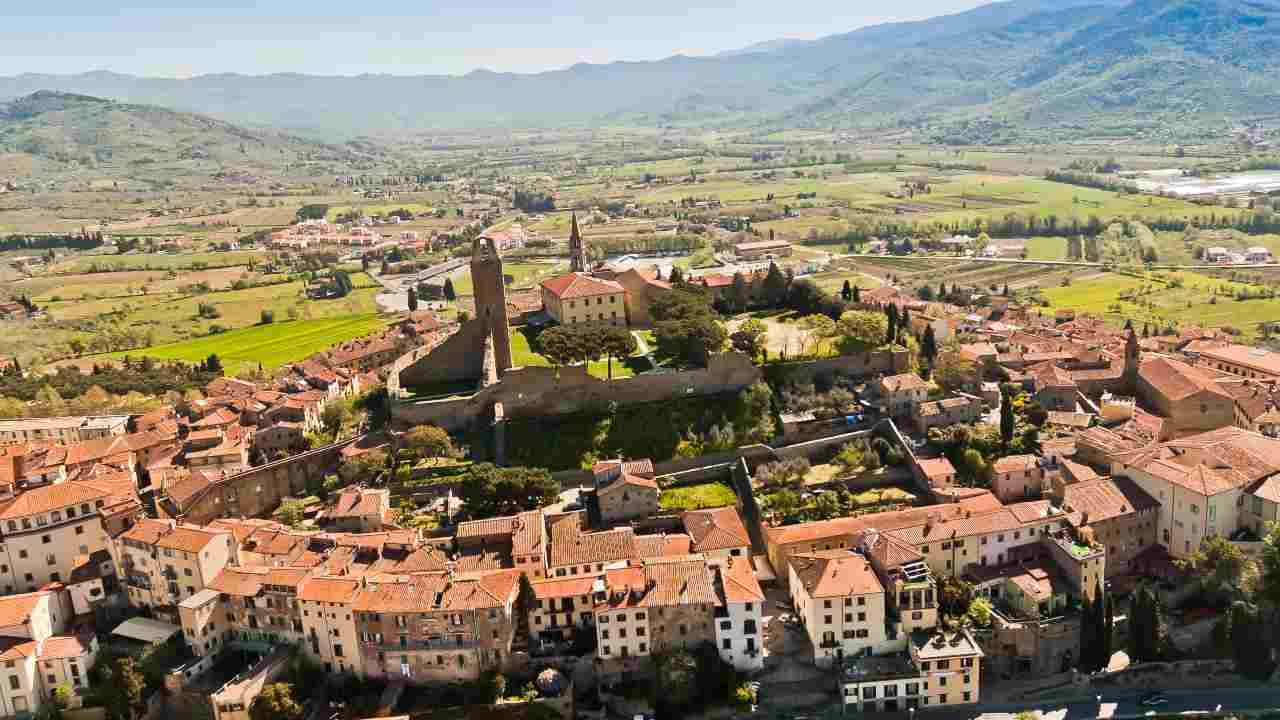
left=4, top=209, right=1280, bottom=720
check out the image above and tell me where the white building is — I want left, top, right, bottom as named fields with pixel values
left=788, top=550, right=891, bottom=667
left=714, top=558, right=765, bottom=672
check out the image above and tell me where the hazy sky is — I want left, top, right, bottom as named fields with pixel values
left=4, top=0, right=990, bottom=77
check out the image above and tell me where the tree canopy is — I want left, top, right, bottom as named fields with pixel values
left=458, top=463, right=560, bottom=520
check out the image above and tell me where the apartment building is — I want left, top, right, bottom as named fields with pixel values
left=540, top=273, right=627, bottom=326
left=353, top=571, right=519, bottom=682
left=713, top=557, right=764, bottom=672
left=297, top=577, right=363, bottom=675
left=0, top=589, right=94, bottom=718
left=593, top=557, right=718, bottom=667
left=528, top=576, right=596, bottom=652
left=0, top=416, right=129, bottom=445
left=0, top=481, right=115, bottom=594
left=1054, top=476, right=1159, bottom=577
left=116, top=519, right=235, bottom=614
left=914, top=395, right=982, bottom=434
left=321, top=487, right=391, bottom=533
left=456, top=509, right=547, bottom=579
left=547, top=513, right=637, bottom=578
left=788, top=550, right=890, bottom=667
left=991, top=455, right=1045, bottom=503
left=909, top=630, right=983, bottom=707
left=1113, top=426, right=1280, bottom=558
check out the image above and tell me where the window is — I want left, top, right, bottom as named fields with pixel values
left=857, top=596, right=865, bottom=606
left=636, top=627, right=644, bottom=636
left=937, top=660, right=950, bottom=669
left=8, top=676, right=19, bottom=690
left=823, top=600, right=832, bottom=609
left=723, top=638, right=731, bottom=650
left=75, top=526, right=84, bottom=536
left=42, top=535, right=50, bottom=544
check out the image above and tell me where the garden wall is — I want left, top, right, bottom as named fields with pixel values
left=763, top=350, right=909, bottom=386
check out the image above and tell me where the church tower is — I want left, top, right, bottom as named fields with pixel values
left=568, top=212, right=586, bottom=273
left=1123, top=320, right=1140, bottom=394
left=470, top=235, right=513, bottom=375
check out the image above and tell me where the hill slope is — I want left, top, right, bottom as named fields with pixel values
left=0, top=91, right=381, bottom=177
left=1, top=0, right=1277, bottom=139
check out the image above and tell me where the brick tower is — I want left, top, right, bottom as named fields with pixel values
left=471, top=235, right=513, bottom=375
left=568, top=212, right=586, bottom=273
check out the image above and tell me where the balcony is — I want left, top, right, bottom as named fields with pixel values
left=363, top=637, right=480, bottom=652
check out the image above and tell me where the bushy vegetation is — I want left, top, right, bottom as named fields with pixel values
left=503, top=383, right=775, bottom=471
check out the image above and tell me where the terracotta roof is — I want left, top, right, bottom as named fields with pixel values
left=1139, top=356, right=1231, bottom=401
left=208, top=568, right=266, bottom=597
left=120, top=518, right=174, bottom=546
left=157, top=525, right=224, bottom=553
left=530, top=576, right=596, bottom=600
left=993, top=454, right=1039, bottom=475
left=1249, top=474, right=1280, bottom=504
left=38, top=635, right=93, bottom=660
left=683, top=507, right=750, bottom=552
left=592, top=458, right=655, bottom=478
left=880, top=373, right=928, bottom=392
left=1064, top=477, right=1159, bottom=524
left=635, top=533, right=693, bottom=558
left=766, top=492, right=1001, bottom=546
left=789, top=550, right=883, bottom=598
left=598, top=557, right=718, bottom=609
left=550, top=523, right=637, bottom=568
left=1186, top=341, right=1280, bottom=377
left=0, top=638, right=38, bottom=661
left=541, top=272, right=625, bottom=299
left=917, top=457, right=956, bottom=479
left=717, top=558, right=765, bottom=603
left=0, top=592, right=46, bottom=627
left=330, top=488, right=385, bottom=518
left=0, top=481, right=111, bottom=520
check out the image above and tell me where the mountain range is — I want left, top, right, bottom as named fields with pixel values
left=2, top=0, right=1279, bottom=139
left=0, top=91, right=379, bottom=177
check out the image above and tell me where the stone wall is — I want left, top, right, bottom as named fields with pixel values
left=172, top=437, right=361, bottom=524
left=398, top=318, right=490, bottom=392
left=393, top=352, right=762, bottom=432
left=763, top=350, right=910, bottom=386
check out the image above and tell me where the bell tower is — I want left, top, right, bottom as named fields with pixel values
left=470, top=235, right=513, bottom=375
left=568, top=212, right=586, bottom=273
left=1123, top=321, right=1140, bottom=394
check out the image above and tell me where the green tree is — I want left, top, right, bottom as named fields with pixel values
left=458, top=463, right=559, bottom=519
left=404, top=424, right=455, bottom=466
left=321, top=402, right=351, bottom=441
left=597, top=324, right=638, bottom=380
left=1127, top=583, right=1165, bottom=663
left=338, top=448, right=387, bottom=484
left=260, top=309, right=275, bottom=324
left=841, top=280, right=853, bottom=302
left=654, top=316, right=727, bottom=368
left=730, top=271, right=751, bottom=312
left=762, top=262, right=787, bottom=307
left=407, top=286, right=419, bottom=312
left=729, top=318, right=768, bottom=360
left=251, top=683, right=303, bottom=720
left=295, top=204, right=329, bottom=222
left=1228, top=601, right=1274, bottom=679
left=1000, top=387, right=1015, bottom=448
left=1177, top=536, right=1252, bottom=604
left=537, top=325, right=595, bottom=367
left=835, top=310, right=888, bottom=352
left=275, top=498, right=308, bottom=528
left=443, top=277, right=457, bottom=301
left=921, top=324, right=938, bottom=367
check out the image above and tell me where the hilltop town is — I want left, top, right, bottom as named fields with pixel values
left=5, top=197, right=1280, bottom=720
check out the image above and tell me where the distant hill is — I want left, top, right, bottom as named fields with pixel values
left=2, top=0, right=1278, bottom=140
left=0, top=90, right=380, bottom=177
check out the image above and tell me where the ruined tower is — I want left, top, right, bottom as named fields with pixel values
left=568, top=212, right=586, bottom=273
left=471, top=235, right=513, bottom=375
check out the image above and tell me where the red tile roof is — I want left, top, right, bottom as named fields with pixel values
left=683, top=507, right=750, bottom=552
left=789, top=550, right=883, bottom=598
left=541, top=272, right=625, bottom=299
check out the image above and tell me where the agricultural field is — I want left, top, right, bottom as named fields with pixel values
left=48, top=250, right=267, bottom=274
left=1040, top=269, right=1280, bottom=339
left=448, top=260, right=566, bottom=296
left=104, top=314, right=392, bottom=373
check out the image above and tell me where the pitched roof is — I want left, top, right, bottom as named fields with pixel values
left=683, top=507, right=750, bottom=552
left=208, top=568, right=267, bottom=597
left=789, top=550, right=883, bottom=598
left=917, top=457, right=956, bottom=479
left=598, top=557, right=718, bottom=609
left=0, top=592, right=45, bottom=627
left=38, top=635, right=93, bottom=660
left=993, top=454, right=1039, bottom=475
left=530, top=576, right=596, bottom=600
left=717, top=558, right=765, bottom=604
left=541, top=272, right=625, bottom=299
left=1139, top=356, right=1231, bottom=401
left=880, top=373, right=928, bottom=392
left=1064, top=476, right=1160, bottom=524
left=297, top=576, right=361, bottom=603
left=0, top=481, right=111, bottom=520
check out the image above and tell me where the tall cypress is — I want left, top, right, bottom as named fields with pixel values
left=1102, top=591, right=1115, bottom=667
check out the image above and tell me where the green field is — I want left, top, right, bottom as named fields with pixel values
left=450, top=260, right=566, bottom=296
left=106, top=314, right=391, bottom=372
left=658, top=482, right=738, bottom=511
left=51, top=250, right=267, bottom=273
left=1041, top=269, right=1280, bottom=338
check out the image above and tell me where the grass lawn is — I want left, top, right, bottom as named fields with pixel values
left=105, top=314, right=391, bottom=373
left=448, top=260, right=566, bottom=296
left=658, top=482, right=737, bottom=511
left=509, top=326, right=642, bottom=379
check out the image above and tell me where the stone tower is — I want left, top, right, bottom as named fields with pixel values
left=1123, top=321, right=1140, bottom=394
left=470, top=235, right=513, bottom=375
left=568, top=212, right=586, bottom=273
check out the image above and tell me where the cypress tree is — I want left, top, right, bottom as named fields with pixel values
left=1102, top=590, right=1115, bottom=667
